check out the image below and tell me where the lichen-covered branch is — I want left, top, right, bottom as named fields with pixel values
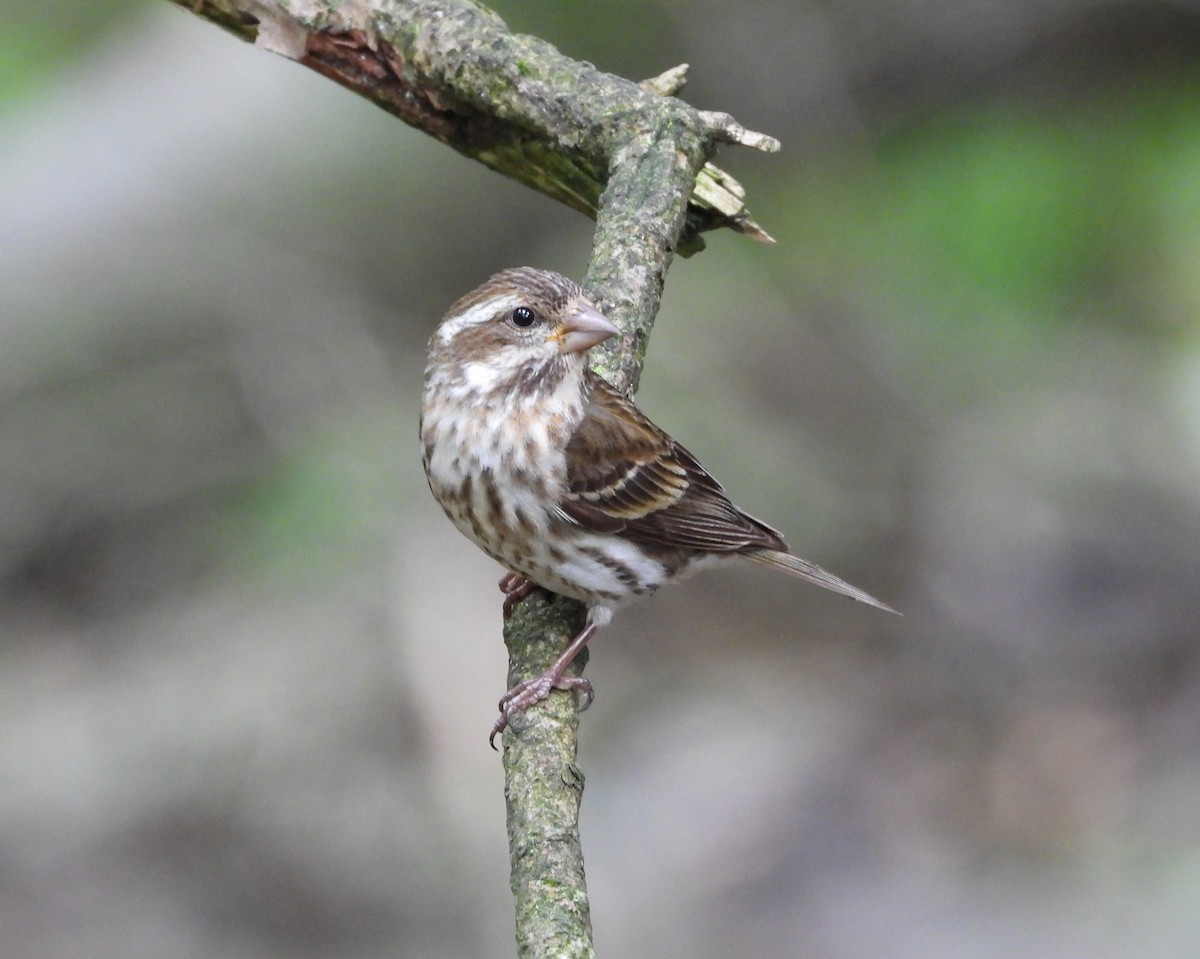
left=500, top=592, right=592, bottom=959
left=169, top=0, right=776, bottom=256
left=166, top=3, right=778, bottom=956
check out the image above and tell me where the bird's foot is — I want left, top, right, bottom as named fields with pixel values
left=499, top=572, right=536, bottom=620
left=489, top=669, right=595, bottom=750
left=489, top=621, right=599, bottom=749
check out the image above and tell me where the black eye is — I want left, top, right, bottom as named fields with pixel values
left=511, top=306, right=536, bottom=328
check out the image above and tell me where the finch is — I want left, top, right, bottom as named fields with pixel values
left=420, top=268, right=896, bottom=744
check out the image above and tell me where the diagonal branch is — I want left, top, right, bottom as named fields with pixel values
left=172, top=0, right=777, bottom=255
left=166, top=2, right=778, bottom=956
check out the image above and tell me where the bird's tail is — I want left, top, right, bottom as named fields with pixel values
left=743, top=549, right=900, bottom=615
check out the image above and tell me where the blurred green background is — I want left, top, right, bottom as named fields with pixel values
left=3, top=1, right=1200, bottom=957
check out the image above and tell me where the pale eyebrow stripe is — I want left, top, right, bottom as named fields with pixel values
left=436, top=294, right=522, bottom=343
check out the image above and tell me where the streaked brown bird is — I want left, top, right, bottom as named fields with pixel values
left=420, top=268, right=896, bottom=745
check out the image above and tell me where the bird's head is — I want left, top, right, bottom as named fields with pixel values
left=428, top=269, right=619, bottom=394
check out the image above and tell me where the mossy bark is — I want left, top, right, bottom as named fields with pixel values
left=500, top=592, right=592, bottom=958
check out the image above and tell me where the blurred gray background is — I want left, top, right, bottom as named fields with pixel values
left=3, top=1, right=1200, bottom=957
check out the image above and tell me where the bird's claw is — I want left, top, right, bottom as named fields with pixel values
left=498, top=572, right=536, bottom=620
left=488, top=672, right=595, bottom=749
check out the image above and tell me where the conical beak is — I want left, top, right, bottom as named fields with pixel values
left=555, top=299, right=620, bottom=354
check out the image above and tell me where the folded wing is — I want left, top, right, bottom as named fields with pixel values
left=561, top=374, right=788, bottom=553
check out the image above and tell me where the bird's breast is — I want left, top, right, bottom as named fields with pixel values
left=421, top=365, right=685, bottom=607
left=421, top=393, right=568, bottom=558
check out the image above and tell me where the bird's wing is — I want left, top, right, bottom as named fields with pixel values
left=560, top=374, right=787, bottom=553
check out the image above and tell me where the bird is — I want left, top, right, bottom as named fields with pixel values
left=420, top=267, right=897, bottom=745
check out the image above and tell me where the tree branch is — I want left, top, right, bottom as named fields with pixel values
left=166, top=2, right=778, bottom=955
left=170, top=0, right=776, bottom=255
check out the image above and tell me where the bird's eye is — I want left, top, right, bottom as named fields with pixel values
left=511, top=306, right=536, bottom=328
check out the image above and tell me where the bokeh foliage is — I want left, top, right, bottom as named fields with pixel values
left=2, top=2, right=1200, bottom=958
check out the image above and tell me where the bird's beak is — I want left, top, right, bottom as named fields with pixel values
left=554, top=299, right=620, bottom=354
